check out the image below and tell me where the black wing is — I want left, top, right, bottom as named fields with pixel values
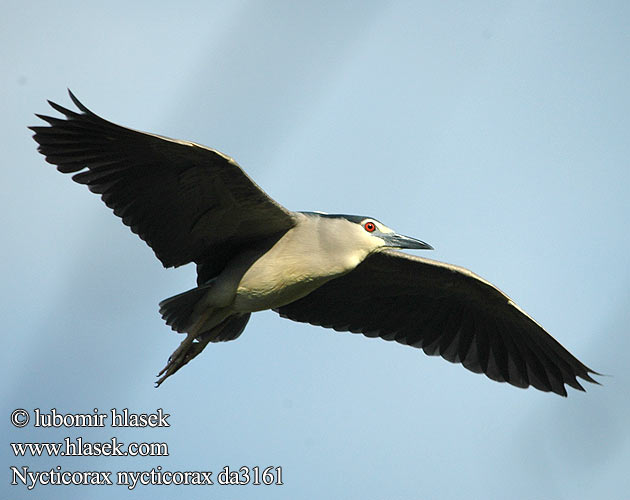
left=30, top=90, right=296, bottom=274
left=276, top=250, right=599, bottom=396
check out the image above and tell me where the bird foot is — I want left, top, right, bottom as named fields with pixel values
left=155, top=334, right=210, bottom=387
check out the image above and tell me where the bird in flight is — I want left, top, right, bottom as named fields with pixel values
left=31, top=90, right=599, bottom=395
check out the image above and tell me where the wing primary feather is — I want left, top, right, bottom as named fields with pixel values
left=47, top=99, right=82, bottom=118
left=435, top=303, right=465, bottom=361
left=479, top=315, right=507, bottom=383
left=473, top=314, right=491, bottom=376
left=68, top=89, right=94, bottom=114
left=455, top=310, right=475, bottom=365
left=492, top=316, right=529, bottom=389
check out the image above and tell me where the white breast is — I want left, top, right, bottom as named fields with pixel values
left=233, top=214, right=378, bottom=312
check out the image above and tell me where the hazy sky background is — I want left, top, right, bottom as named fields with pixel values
left=3, top=1, right=629, bottom=499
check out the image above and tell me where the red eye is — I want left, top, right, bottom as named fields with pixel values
left=364, top=221, right=376, bottom=232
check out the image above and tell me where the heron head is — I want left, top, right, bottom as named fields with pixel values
left=301, top=212, right=432, bottom=252
left=348, top=216, right=433, bottom=251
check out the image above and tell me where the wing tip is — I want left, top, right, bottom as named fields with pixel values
left=33, top=90, right=92, bottom=121
left=580, top=368, right=604, bottom=385
left=67, top=88, right=92, bottom=114
left=46, top=98, right=78, bottom=118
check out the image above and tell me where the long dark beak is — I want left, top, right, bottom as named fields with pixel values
left=383, top=233, right=433, bottom=250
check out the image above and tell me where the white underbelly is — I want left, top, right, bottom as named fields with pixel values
left=233, top=274, right=333, bottom=312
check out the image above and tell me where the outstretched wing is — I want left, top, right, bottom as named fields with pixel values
left=276, top=250, right=599, bottom=396
left=30, top=90, right=296, bottom=273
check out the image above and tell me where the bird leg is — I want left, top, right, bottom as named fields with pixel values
left=155, top=317, right=211, bottom=387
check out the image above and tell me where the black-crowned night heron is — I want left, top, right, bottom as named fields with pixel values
left=31, top=91, right=599, bottom=395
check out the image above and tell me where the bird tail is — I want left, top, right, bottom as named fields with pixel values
left=159, top=285, right=251, bottom=343
left=159, top=285, right=212, bottom=333
left=199, top=313, right=251, bottom=342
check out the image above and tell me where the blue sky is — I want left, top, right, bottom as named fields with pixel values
left=3, top=1, right=629, bottom=499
